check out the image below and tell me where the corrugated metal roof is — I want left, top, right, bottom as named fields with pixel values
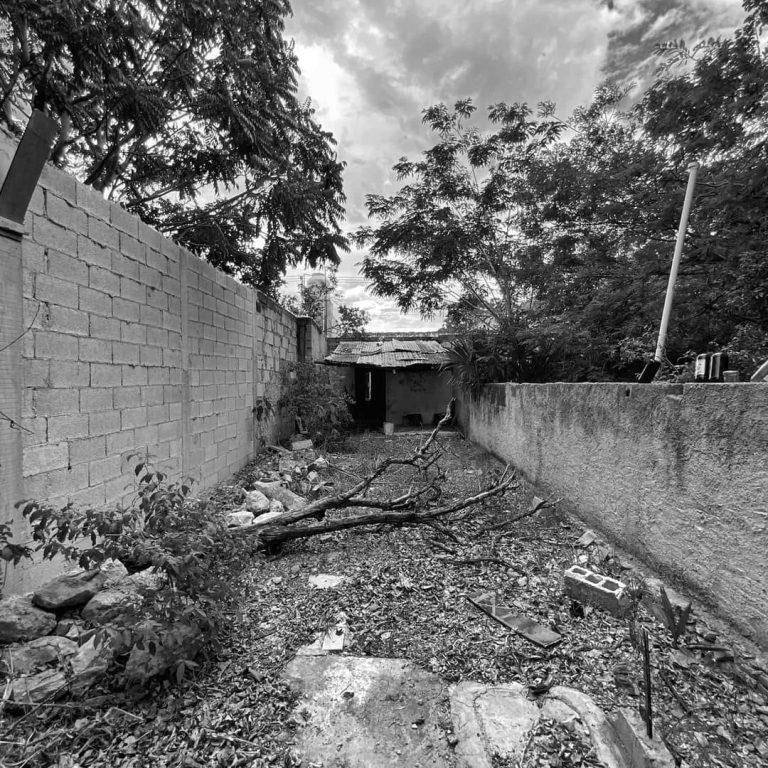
left=324, top=339, right=452, bottom=368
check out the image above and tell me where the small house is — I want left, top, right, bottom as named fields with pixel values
left=324, top=338, right=453, bottom=428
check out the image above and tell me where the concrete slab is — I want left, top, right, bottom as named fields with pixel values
left=450, top=682, right=629, bottom=768
left=308, top=573, right=345, bottom=589
left=282, top=655, right=454, bottom=767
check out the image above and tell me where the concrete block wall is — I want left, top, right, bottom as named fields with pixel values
left=0, top=129, right=317, bottom=594
left=464, top=382, right=768, bottom=648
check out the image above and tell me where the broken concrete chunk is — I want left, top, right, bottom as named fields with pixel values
left=308, top=574, right=345, bottom=589
left=82, top=588, right=142, bottom=625
left=612, top=707, right=675, bottom=767
left=321, top=623, right=348, bottom=652
left=11, top=669, right=67, bottom=705
left=98, top=559, right=130, bottom=588
left=468, top=592, right=561, bottom=648
left=251, top=481, right=306, bottom=512
left=291, top=439, right=313, bottom=451
left=0, top=594, right=57, bottom=643
left=0, top=636, right=78, bottom=676
left=69, top=636, right=113, bottom=697
left=564, top=566, right=629, bottom=618
left=244, top=489, right=271, bottom=513
left=32, top=569, right=107, bottom=611
left=251, top=507, right=286, bottom=526
left=226, top=509, right=255, bottom=527
left=576, top=529, right=597, bottom=548
left=309, top=456, right=328, bottom=471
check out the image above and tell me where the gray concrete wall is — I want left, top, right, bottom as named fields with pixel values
left=464, top=382, right=768, bottom=648
left=385, top=370, right=452, bottom=426
left=0, top=128, right=322, bottom=594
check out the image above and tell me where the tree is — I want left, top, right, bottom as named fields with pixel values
left=333, top=304, right=370, bottom=339
left=356, top=99, right=565, bottom=328
left=0, top=0, right=348, bottom=294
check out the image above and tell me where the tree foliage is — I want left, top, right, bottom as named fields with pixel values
left=0, top=0, right=348, bottom=293
left=359, top=0, right=768, bottom=381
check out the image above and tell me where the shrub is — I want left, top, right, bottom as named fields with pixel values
left=278, top=362, right=353, bottom=447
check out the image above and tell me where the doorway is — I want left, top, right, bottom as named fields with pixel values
left=353, top=368, right=386, bottom=426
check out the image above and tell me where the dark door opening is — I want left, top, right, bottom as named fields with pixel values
left=353, top=368, right=386, bottom=426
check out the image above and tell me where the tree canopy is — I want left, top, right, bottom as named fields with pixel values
left=0, top=0, right=347, bottom=293
left=358, top=0, right=768, bottom=381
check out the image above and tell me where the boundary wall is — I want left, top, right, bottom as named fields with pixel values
left=462, top=382, right=768, bottom=648
left=0, top=130, right=322, bottom=593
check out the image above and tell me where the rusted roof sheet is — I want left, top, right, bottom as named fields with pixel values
left=324, top=339, right=452, bottom=368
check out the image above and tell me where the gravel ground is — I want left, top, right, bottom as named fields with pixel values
left=1, top=431, right=767, bottom=767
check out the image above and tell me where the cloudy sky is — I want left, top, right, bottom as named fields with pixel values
left=283, top=0, right=745, bottom=332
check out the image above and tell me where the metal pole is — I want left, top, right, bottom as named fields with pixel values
left=653, top=162, right=699, bottom=364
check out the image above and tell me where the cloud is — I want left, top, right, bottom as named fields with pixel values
left=284, top=0, right=744, bottom=330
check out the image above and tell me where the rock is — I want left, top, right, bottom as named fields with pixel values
left=291, top=439, right=313, bottom=451
left=125, top=621, right=201, bottom=683
left=98, top=559, right=130, bottom=588
left=309, top=574, right=345, bottom=589
left=82, top=588, right=142, bottom=625
left=309, top=456, right=328, bottom=471
left=226, top=509, right=255, bottom=527
left=269, top=499, right=285, bottom=514
left=54, top=619, right=88, bottom=642
left=251, top=481, right=306, bottom=512
left=252, top=508, right=286, bottom=526
left=12, top=669, right=67, bottom=704
left=32, top=569, right=107, bottom=611
left=0, top=636, right=78, bottom=675
left=244, top=489, right=271, bottom=513
left=126, top=569, right=164, bottom=596
left=641, top=577, right=692, bottom=628
left=69, top=636, right=112, bottom=697
left=0, top=594, right=57, bottom=643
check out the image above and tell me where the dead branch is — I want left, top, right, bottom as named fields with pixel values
left=233, top=400, right=518, bottom=547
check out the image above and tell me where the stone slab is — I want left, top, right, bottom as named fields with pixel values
left=450, top=682, right=628, bottom=768
left=282, top=655, right=453, bottom=767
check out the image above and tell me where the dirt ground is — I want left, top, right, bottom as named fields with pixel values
left=2, top=431, right=767, bottom=767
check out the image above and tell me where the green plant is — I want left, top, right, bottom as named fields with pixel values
left=659, top=586, right=691, bottom=647
left=278, top=362, right=353, bottom=447
left=10, top=457, right=258, bottom=678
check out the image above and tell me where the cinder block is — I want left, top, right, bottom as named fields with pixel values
left=35, top=331, right=79, bottom=361
left=110, top=202, right=139, bottom=238
left=120, top=320, right=147, bottom=345
left=46, top=193, right=87, bottom=233
left=79, top=286, right=112, bottom=316
left=89, top=264, right=120, bottom=295
left=121, top=406, right=148, bottom=430
left=140, top=385, right=164, bottom=406
left=79, top=337, right=112, bottom=363
left=120, top=276, right=146, bottom=304
left=35, top=274, right=79, bottom=308
left=68, top=435, right=107, bottom=465
left=137, top=220, right=163, bottom=251
left=146, top=287, right=168, bottom=311
left=39, top=162, right=77, bottom=201
left=112, top=297, right=140, bottom=322
left=49, top=361, right=89, bottom=388
left=23, top=442, right=69, bottom=477
left=111, top=251, right=139, bottom=280
left=564, top=565, right=629, bottom=617
left=88, top=410, right=120, bottom=436
left=88, top=315, right=121, bottom=342
left=90, top=363, right=121, bottom=388
left=77, top=235, right=111, bottom=269
left=76, top=184, right=110, bottom=221
left=112, top=341, right=140, bottom=365
left=114, top=386, right=141, bottom=409
left=119, top=232, right=145, bottom=262
left=148, top=367, right=170, bottom=385
left=48, top=414, right=89, bottom=442
left=24, top=358, right=50, bottom=388
left=79, top=388, right=113, bottom=413
left=88, top=215, right=120, bottom=250
left=139, top=304, right=162, bottom=327
left=48, top=305, right=89, bottom=336
left=122, top=365, right=148, bottom=386
left=32, top=216, right=77, bottom=256
left=107, top=430, right=136, bottom=454
left=140, top=346, right=163, bottom=366
left=88, top=455, right=123, bottom=486
left=34, top=388, right=79, bottom=416
left=22, top=417, right=48, bottom=447
left=147, top=404, right=169, bottom=425
left=48, top=251, right=88, bottom=286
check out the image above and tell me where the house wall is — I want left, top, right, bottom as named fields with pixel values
left=0, top=128, right=322, bottom=594
left=463, top=382, right=768, bottom=648
left=385, top=370, right=452, bottom=426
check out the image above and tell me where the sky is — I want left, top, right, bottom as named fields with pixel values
left=283, top=0, right=745, bottom=332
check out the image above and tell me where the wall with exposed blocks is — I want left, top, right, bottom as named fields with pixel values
left=462, top=382, right=768, bottom=649
left=0, top=129, right=323, bottom=594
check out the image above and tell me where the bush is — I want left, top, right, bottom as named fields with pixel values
left=278, top=362, right=353, bottom=447
left=9, top=457, right=258, bottom=679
